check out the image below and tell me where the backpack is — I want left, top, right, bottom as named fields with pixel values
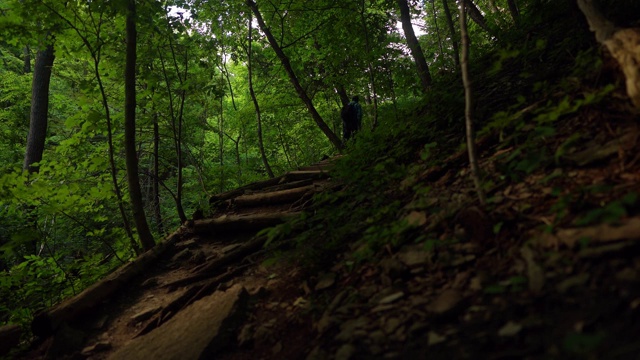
left=341, top=102, right=357, bottom=126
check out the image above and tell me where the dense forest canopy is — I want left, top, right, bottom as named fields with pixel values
left=0, top=0, right=638, bottom=334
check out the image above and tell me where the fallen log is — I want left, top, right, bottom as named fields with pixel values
left=233, top=185, right=318, bottom=208
left=209, top=176, right=284, bottom=204
left=283, top=170, right=330, bottom=182
left=261, top=178, right=314, bottom=193
left=192, top=212, right=300, bottom=235
left=31, top=229, right=186, bottom=338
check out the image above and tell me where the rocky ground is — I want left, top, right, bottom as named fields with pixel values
left=7, top=92, right=640, bottom=359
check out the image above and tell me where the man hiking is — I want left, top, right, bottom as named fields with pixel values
left=341, top=96, right=363, bottom=142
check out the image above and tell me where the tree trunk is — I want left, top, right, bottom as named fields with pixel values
left=23, top=46, right=31, bottom=74
left=336, top=84, right=350, bottom=107
left=23, top=43, right=54, bottom=175
left=397, top=0, right=432, bottom=92
left=246, top=0, right=343, bottom=150
left=442, top=0, right=460, bottom=68
left=358, top=0, right=380, bottom=128
left=507, top=0, right=520, bottom=25
left=458, top=0, right=486, bottom=206
left=463, top=0, right=493, bottom=36
left=430, top=0, right=444, bottom=58
left=248, top=12, right=274, bottom=178
left=152, top=114, right=164, bottom=235
left=125, top=0, right=155, bottom=251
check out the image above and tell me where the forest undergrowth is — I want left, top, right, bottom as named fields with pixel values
left=243, top=3, right=640, bottom=358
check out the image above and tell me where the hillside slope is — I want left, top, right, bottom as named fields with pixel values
left=7, top=2, right=640, bottom=359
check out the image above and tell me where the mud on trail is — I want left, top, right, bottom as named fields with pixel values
left=12, top=102, right=640, bottom=359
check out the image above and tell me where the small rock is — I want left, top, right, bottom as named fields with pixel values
left=315, top=272, right=337, bottom=291
left=378, top=292, right=405, bottom=305
left=335, top=344, right=356, bottom=360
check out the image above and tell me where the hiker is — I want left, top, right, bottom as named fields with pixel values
left=341, top=96, right=363, bottom=141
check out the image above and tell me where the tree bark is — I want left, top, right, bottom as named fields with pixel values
left=246, top=0, right=343, bottom=150
left=23, top=43, right=55, bottom=174
left=23, top=45, right=31, bottom=74
left=397, top=0, right=432, bottom=92
left=442, top=0, right=460, bottom=68
left=458, top=0, right=486, bottom=206
left=125, top=0, right=155, bottom=251
left=152, top=114, right=164, bottom=235
left=463, top=0, right=493, bottom=35
left=430, top=0, right=444, bottom=58
left=358, top=0, right=380, bottom=128
left=248, top=12, right=274, bottom=178
left=506, top=0, right=520, bottom=25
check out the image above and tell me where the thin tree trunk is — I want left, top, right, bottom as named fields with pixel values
left=336, top=84, right=350, bottom=107
left=430, top=0, right=444, bottom=58
left=246, top=0, right=343, bottom=150
left=248, top=13, right=274, bottom=178
left=23, top=46, right=31, bottom=74
left=442, top=0, right=460, bottom=68
left=125, top=0, right=155, bottom=251
left=152, top=113, right=164, bottom=235
left=463, top=0, right=493, bottom=36
left=506, top=0, right=520, bottom=25
left=458, top=0, right=485, bottom=206
left=397, top=0, right=432, bottom=93
left=357, top=0, right=380, bottom=128
left=219, top=95, right=225, bottom=192
left=23, top=43, right=54, bottom=175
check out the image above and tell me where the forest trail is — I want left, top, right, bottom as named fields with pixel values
left=19, top=157, right=339, bottom=359
left=14, top=109, right=640, bottom=360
